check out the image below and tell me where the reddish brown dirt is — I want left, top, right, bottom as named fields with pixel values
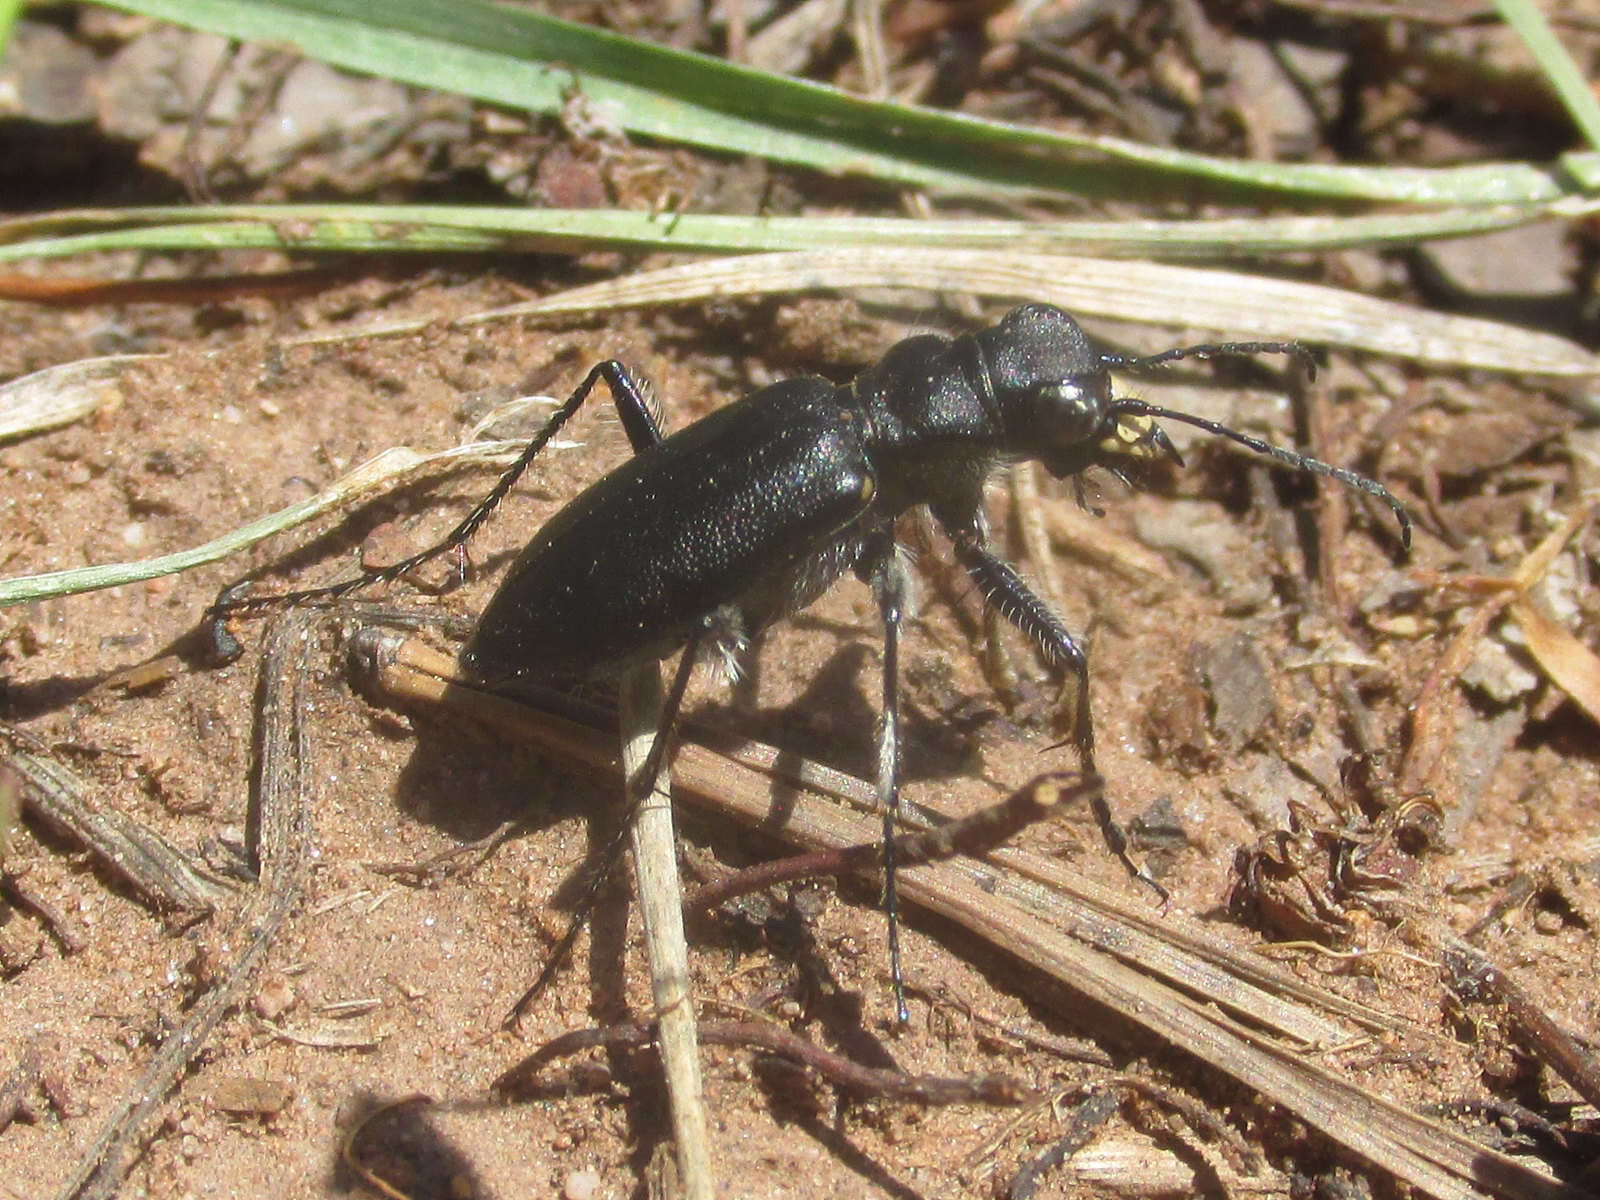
left=2, top=272, right=1597, bottom=1200
left=3, top=4, right=1600, bottom=1195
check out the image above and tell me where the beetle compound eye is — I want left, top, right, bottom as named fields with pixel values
left=1033, top=379, right=1104, bottom=444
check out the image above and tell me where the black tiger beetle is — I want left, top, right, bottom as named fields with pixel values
left=211, top=303, right=1412, bottom=1023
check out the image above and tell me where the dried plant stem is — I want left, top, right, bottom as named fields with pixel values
left=54, top=611, right=316, bottom=1200
left=354, top=628, right=1586, bottom=1200
left=498, top=1018, right=1035, bottom=1107
left=687, top=771, right=1095, bottom=915
left=2, top=731, right=232, bottom=918
left=618, top=662, right=714, bottom=1200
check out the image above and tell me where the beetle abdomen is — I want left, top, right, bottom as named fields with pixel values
left=461, top=379, right=876, bottom=685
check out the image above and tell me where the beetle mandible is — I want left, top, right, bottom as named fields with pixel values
left=214, top=303, right=1412, bottom=1022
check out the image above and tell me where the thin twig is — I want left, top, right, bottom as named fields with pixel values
left=495, top=1018, right=1036, bottom=1106
left=53, top=610, right=317, bottom=1200
left=0, top=1033, right=68, bottom=1133
left=1442, top=938, right=1600, bottom=1115
left=0, top=870, right=84, bottom=954
left=687, top=771, right=1095, bottom=915
left=1005, top=1088, right=1123, bottom=1200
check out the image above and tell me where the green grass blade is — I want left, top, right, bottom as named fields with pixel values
left=97, top=0, right=1588, bottom=205
left=1496, top=0, right=1600, bottom=153
left=0, top=0, right=24, bottom=54
left=4, top=199, right=1598, bottom=264
left=0, top=438, right=564, bottom=606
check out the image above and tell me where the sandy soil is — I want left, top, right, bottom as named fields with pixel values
left=2, top=9, right=1598, bottom=1200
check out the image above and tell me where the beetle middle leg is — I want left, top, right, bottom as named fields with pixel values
left=509, top=625, right=706, bottom=1022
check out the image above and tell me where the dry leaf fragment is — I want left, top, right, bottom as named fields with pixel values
left=1508, top=597, right=1600, bottom=727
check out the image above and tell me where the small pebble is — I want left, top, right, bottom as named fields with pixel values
left=252, top=971, right=297, bottom=1020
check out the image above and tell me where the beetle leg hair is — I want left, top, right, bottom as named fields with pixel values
left=950, top=538, right=1093, bottom=766
left=949, top=536, right=1167, bottom=901
left=697, top=604, right=751, bottom=684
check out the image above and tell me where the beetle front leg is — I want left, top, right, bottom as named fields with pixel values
left=949, top=539, right=1094, bottom=767
left=950, top=538, right=1166, bottom=900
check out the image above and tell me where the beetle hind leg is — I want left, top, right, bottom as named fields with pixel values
left=208, top=359, right=663, bottom=625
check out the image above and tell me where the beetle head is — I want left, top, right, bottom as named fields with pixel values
left=974, top=305, right=1179, bottom=477
left=970, top=305, right=1410, bottom=550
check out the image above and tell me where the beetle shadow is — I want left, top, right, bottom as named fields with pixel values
left=381, top=679, right=635, bottom=1027
left=330, top=1092, right=497, bottom=1200
left=689, top=630, right=984, bottom=837
left=372, top=631, right=995, bottom=1189
left=714, top=639, right=876, bottom=835
left=386, top=704, right=582, bottom=843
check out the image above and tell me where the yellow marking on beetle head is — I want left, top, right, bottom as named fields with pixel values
left=1099, top=411, right=1166, bottom=461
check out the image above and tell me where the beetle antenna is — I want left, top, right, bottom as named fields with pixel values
left=1103, top=340, right=1317, bottom=380
left=1107, top=398, right=1412, bottom=550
